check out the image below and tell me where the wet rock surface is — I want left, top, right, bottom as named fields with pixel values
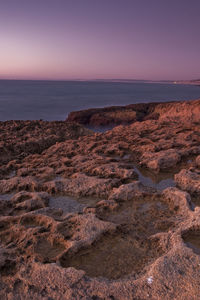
left=182, top=228, right=200, bottom=255
left=60, top=230, right=164, bottom=280
left=0, top=99, right=200, bottom=299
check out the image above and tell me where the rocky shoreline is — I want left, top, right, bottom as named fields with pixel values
left=66, top=98, right=200, bottom=126
left=0, top=99, right=200, bottom=299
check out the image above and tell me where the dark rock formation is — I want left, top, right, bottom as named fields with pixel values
left=67, top=98, right=200, bottom=126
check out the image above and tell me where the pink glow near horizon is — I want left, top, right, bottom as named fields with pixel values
left=0, top=0, right=200, bottom=81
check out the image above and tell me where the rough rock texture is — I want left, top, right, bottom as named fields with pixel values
left=109, top=181, right=154, bottom=201
left=0, top=120, right=91, bottom=166
left=0, top=99, right=200, bottom=299
left=43, top=173, right=120, bottom=198
left=67, top=98, right=200, bottom=126
left=175, top=169, right=200, bottom=195
left=140, top=149, right=181, bottom=172
left=66, top=103, right=157, bottom=126
left=195, top=155, right=200, bottom=167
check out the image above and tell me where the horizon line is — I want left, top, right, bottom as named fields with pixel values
left=0, top=77, right=196, bottom=83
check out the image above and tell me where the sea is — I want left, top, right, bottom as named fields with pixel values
left=0, top=80, right=200, bottom=121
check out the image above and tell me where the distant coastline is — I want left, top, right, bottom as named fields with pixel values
left=174, top=79, right=200, bottom=86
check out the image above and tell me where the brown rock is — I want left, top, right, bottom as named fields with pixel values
left=175, top=169, right=200, bottom=195
left=0, top=99, right=200, bottom=299
left=141, top=149, right=181, bottom=172
left=109, top=181, right=154, bottom=201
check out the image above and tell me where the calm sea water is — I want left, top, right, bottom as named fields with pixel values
left=0, top=80, right=199, bottom=121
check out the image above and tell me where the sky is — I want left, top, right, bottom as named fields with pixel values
left=0, top=0, right=200, bottom=81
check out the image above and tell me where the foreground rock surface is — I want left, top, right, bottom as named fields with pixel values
left=0, top=99, right=200, bottom=299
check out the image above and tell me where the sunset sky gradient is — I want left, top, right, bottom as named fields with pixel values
left=0, top=0, right=200, bottom=80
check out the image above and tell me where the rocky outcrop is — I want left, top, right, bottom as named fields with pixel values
left=43, top=173, right=120, bottom=198
left=140, top=149, right=181, bottom=172
left=175, top=169, right=200, bottom=195
left=109, top=181, right=154, bottom=201
left=66, top=102, right=162, bottom=126
left=0, top=120, right=91, bottom=166
left=162, top=187, right=193, bottom=214
left=196, top=155, right=200, bottom=167
left=0, top=99, right=200, bottom=299
left=66, top=98, right=200, bottom=126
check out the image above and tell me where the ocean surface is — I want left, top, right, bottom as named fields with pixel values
left=0, top=80, right=200, bottom=121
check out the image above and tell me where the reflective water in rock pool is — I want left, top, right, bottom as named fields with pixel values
left=49, top=195, right=99, bottom=214
left=85, top=125, right=116, bottom=133
left=0, top=193, right=15, bottom=200
left=134, top=167, right=175, bottom=191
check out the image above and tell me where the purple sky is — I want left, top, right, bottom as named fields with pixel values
left=0, top=0, right=200, bottom=80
